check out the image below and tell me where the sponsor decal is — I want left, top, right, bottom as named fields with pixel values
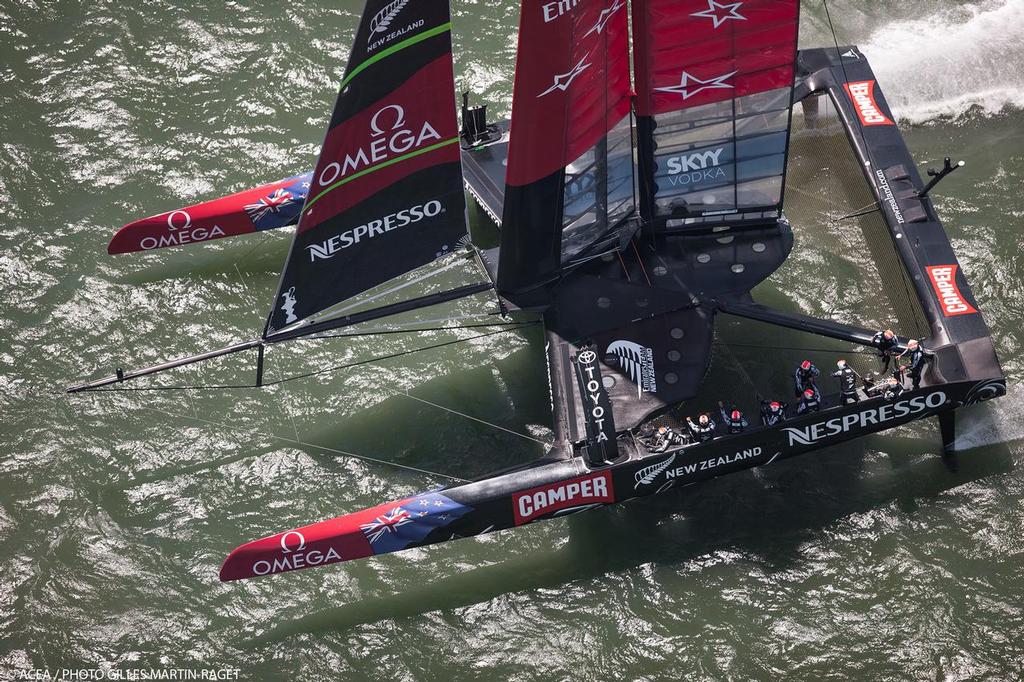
left=315, top=104, right=442, bottom=191
left=583, top=0, right=625, bottom=37
left=366, top=0, right=424, bottom=53
left=573, top=348, right=617, bottom=451
left=606, top=340, right=657, bottom=397
left=513, top=471, right=614, bottom=525
left=962, top=379, right=1006, bottom=406
left=138, top=210, right=227, bottom=250
left=926, top=265, right=977, bottom=316
left=634, top=453, right=676, bottom=489
left=782, top=392, right=948, bottom=446
left=306, top=200, right=444, bottom=260
left=634, top=448, right=763, bottom=488
left=251, top=530, right=343, bottom=576
left=655, top=69, right=736, bottom=100
left=663, top=147, right=727, bottom=187
left=844, top=80, right=893, bottom=126
left=875, top=169, right=905, bottom=225
left=841, top=49, right=860, bottom=60
left=359, top=492, right=472, bottom=554
left=538, top=56, right=592, bottom=97
left=280, top=286, right=298, bottom=324
left=690, top=0, right=746, bottom=29
left=542, top=0, right=583, bottom=23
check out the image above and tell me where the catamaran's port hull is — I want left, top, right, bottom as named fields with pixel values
left=219, top=377, right=1003, bottom=581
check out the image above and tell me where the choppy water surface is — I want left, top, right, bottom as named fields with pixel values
left=1, top=1, right=1023, bottom=679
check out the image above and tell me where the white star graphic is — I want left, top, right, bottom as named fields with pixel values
left=655, top=69, right=737, bottom=99
left=583, top=0, right=624, bottom=38
left=538, top=56, right=591, bottom=97
left=690, top=0, right=746, bottom=28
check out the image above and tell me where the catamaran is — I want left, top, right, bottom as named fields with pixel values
left=70, top=0, right=1005, bottom=582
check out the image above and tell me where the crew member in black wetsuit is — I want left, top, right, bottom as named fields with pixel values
left=900, top=339, right=931, bottom=390
left=796, top=388, right=821, bottom=415
left=833, top=359, right=860, bottom=405
left=794, top=360, right=820, bottom=397
left=872, top=329, right=901, bottom=372
left=718, top=402, right=749, bottom=434
left=651, top=425, right=680, bottom=453
left=686, top=413, right=716, bottom=442
left=760, top=399, right=787, bottom=426
left=882, top=376, right=905, bottom=401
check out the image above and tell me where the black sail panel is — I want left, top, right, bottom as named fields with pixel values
left=267, top=0, right=468, bottom=334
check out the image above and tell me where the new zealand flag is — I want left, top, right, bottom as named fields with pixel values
left=359, top=492, right=472, bottom=555
left=244, top=171, right=313, bottom=230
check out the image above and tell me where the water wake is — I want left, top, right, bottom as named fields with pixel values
left=858, top=0, right=1024, bottom=122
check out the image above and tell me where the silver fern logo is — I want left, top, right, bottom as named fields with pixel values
left=369, top=0, right=410, bottom=37
left=634, top=453, right=675, bottom=489
left=606, top=340, right=657, bottom=397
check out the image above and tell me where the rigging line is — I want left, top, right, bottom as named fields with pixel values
left=720, top=341, right=877, bottom=354
left=259, top=323, right=541, bottom=387
left=615, top=248, right=632, bottom=281
left=75, top=323, right=540, bottom=393
left=822, top=0, right=871, bottom=156
left=295, top=318, right=526, bottom=342
left=306, top=255, right=473, bottom=324
left=400, top=390, right=549, bottom=446
left=129, top=401, right=470, bottom=483
left=631, top=237, right=652, bottom=286
left=832, top=204, right=881, bottom=223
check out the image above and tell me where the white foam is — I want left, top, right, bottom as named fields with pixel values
left=858, top=0, right=1024, bottom=122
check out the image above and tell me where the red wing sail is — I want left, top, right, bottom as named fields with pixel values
left=108, top=172, right=312, bottom=254
left=266, top=0, right=468, bottom=333
left=503, top=0, right=632, bottom=188
left=496, top=0, right=634, bottom=299
left=631, top=0, right=800, bottom=227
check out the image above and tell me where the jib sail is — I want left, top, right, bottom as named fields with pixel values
left=266, top=0, right=470, bottom=334
left=496, top=0, right=634, bottom=301
left=631, top=0, right=800, bottom=229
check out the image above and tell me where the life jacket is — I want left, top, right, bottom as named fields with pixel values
left=689, top=420, right=716, bottom=442
left=834, top=367, right=857, bottom=393
left=883, top=383, right=905, bottom=400
left=874, top=332, right=900, bottom=353
left=720, top=408, right=748, bottom=434
left=797, top=392, right=821, bottom=414
left=907, top=348, right=926, bottom=373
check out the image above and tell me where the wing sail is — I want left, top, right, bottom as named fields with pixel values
left=266, top=0, right=470, bottom=334
left=495, top=0, right=634, bottom=301
left=631, top=0, right=800, bottom=229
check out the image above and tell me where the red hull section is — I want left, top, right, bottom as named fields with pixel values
left=108, top=172, right=312, bottom=254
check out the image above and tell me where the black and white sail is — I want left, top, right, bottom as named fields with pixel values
left=266, top=0, right=472, bottom=336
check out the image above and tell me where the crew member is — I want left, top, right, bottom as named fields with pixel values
left=760, top=399, right=788, bottom=426
left=900, top=339, right=931, bottom=390
left=833, top=359, right=860, bottom=405
left=796, top=388, right=821, bottom=415
left=872, top=329, right=901, bottom=372
left=882, top=376, right=905, bottom=401
left=862, top=372, right=882, bottom=398
left=718, top=402, right=749, bottom=434
left=794, top=360, right=820, bottom=397
left=686, top=414, right=716, bottom=442
left=651, top=425, right=679, bottom=453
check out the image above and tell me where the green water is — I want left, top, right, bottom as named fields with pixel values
left=2, top=1, right=1023, bottom=679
